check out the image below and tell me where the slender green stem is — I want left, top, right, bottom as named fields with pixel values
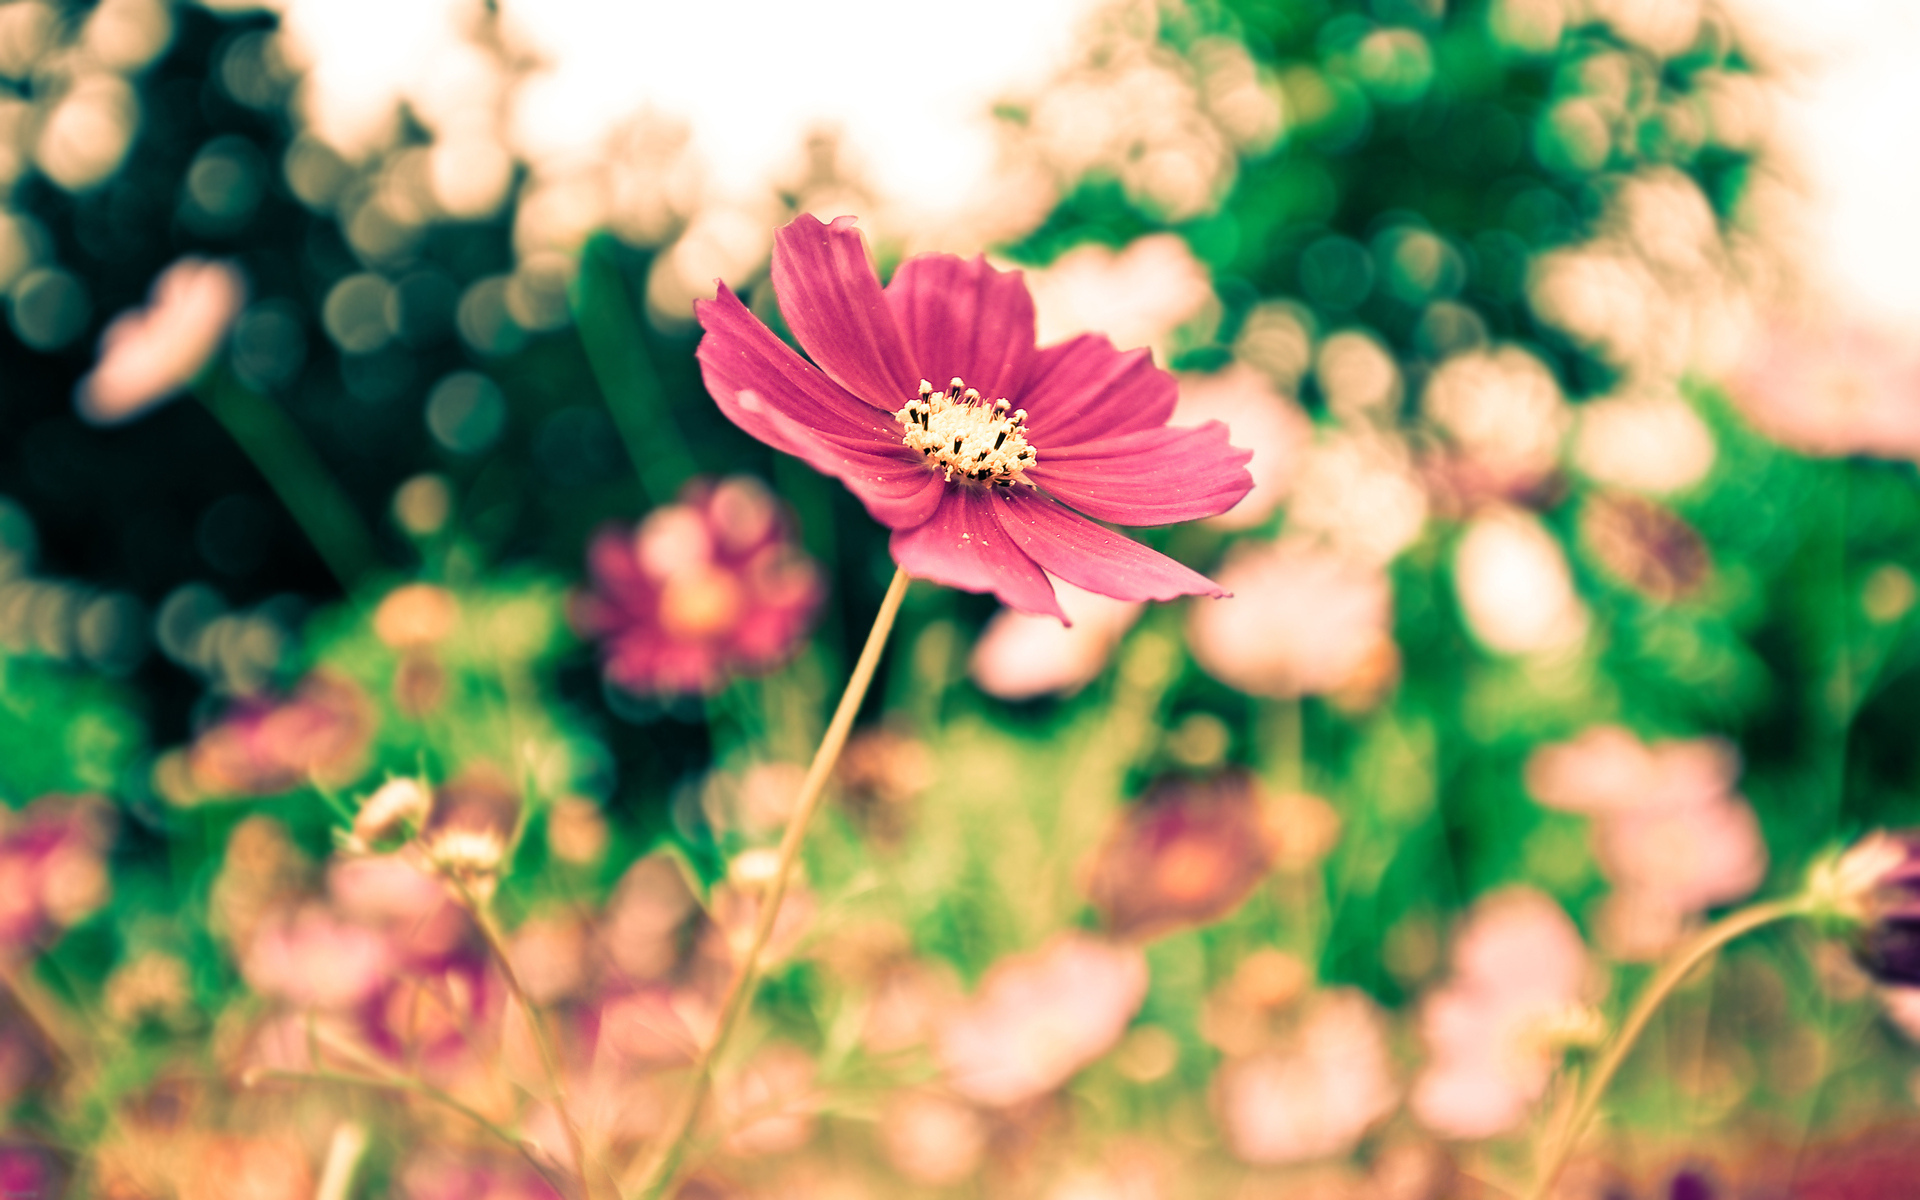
left=195, top=371, right=379, bottom=591
left=624, top=566, right=913, bottom=1199
left=1526, top=895, right=1813, bottom=1200
left=573, top=239, right=698, bottom=505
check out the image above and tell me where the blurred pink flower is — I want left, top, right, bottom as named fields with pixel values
left=1083, top=771, right=1275, bottom=941
left=969, top=579, right=1143, bottom=700
left=572, top=476, right=823, bottom=695
left=1410, top=888, right=1595, bottom=1140
left=398, top=1151, right=562, bottom=1200
left=694, top=214, right=1251, bottom=620
left=1188, top=536, right=1397, bottom=703
left=1172, top=363, right=1314, bottom=530
left=241, top=904, right=393, bottom=1010
left=75, top=257, right=246, bottom=425
left=1213, top=988, right=1399, bottom=1164
left=880, top=1091, right=987, bottom=1185
left=936, top=932, right=1148, bottom=1107
left=1578, top=491, right=1712, bottom=605
left=328, top=851, right=470, bottom=966
left=184, top=671, right=374, bottom=800
left=358, top=948, right=501, bottom=1066
left=0, top=796, right=113, bottom=964
left=1730, top=319, right=1920, bottom=460
left=1526, top=727, right=1765, bottom=958
left=716, top=1042, right=817, bottom=1157
left=599, top=853, right=700, bottom=983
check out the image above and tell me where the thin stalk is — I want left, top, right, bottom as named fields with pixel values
left=0, top=966, right=83, bottom=1068
left=463, top=890, right=600, bottom=1200
left=1526, top=896, right=1812, bottom=1200
left=195, top=371, right=379, bottom=591
left=625, top=566, right=912, bottom=1199
left=244, top=1066, right=564, bottom=1190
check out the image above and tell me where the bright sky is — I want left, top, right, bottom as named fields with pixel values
left=273, top=0, right=1105, bottom=229
left=1733, top=0, right=1920, bottom=326
left=260, top=0, right=1920, bottom=325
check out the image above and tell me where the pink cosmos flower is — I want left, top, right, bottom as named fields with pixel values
left=1083, top=771, right=1275, bottom=941
left=1213, top=988, right=1399, bottom=1164
left=183, top=671, right=375, bottom=800
left=1526, top=727, right=1765, bottom=959
left=693, top=215, right=1253, bottom=621
left=935, top=932, right=1148, bottom=1107
left=0, top=796, right=113, bottom=965
left=572, top=476, right=824, bottom=695
left=1410, top=888, right=1596, bottom=1140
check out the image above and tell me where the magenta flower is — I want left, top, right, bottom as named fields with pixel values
left=573, top=475, right=824, bottom=695
left=694, top=215, right=1253, bottom=621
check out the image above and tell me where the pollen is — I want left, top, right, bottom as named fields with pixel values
left=895, top=377, right=1036, bottom=486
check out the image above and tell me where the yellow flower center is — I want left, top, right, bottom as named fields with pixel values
left=896, top=377, right=1036, bottom=485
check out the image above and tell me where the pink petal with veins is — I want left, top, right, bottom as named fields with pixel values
left=771, top=214, right=917, bottom=409
left=890, top=488, right=1064, bottom=621
left=992, top=490, right=1224, bottom=602
left=884, top=253, right=1035, bottom=403
left=1028, top=422, right=1253, bottom=526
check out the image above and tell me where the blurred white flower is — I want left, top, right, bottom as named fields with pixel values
left=1422, top=344, right=1569, bottom=492
left=1024, top=234, right=1218, bottom=359
left=1188, top=537, right=1396, bottom=702
left=1452, top=508, right=1589, bottom=656
left=1287, top=430, right=1430, bottom=565
left=1214, top=988, right=1398, bottom=1163
left=969, top=579, right=1143, bottom=701
left=1315, top=329, right=1402, bottom=423
left=1573, top=389, right=1717, bottom=494
left=1174, top=364, right=1314, bottom=531
left=75, top=257, right=247, bottom=426
left=937, top=932, right=1148, bottom=1108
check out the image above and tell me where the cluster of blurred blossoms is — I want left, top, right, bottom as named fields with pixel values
left=12, top=0, right=1920, bottom=1196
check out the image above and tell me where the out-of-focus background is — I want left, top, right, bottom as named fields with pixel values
left=5, top=0, right=1920, bottom=1196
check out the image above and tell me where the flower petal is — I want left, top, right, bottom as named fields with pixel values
left=696, top=284, right=944, bottom=529
left=772, top=214, right=917, bottom=411
left=884, top=253, right=1035, bottom=403
left=890, top=487, right=1064, bottom=621
left=741, top=397, right=946, bottom=529
left=992, top=490, right=1226, bottom=602
left=1028, top=422, right=1254, bottom=526
left=1015, top=335, right=1177, bottom=448
left=695, top=283, right=900, bottom=444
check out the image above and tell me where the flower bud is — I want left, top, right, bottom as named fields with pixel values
left=350, top=777, right=432, bottom=848
left=1808, top=832, right=1920, bottom=984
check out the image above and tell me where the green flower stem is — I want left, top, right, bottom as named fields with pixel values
left=625, top=565, right=912, bottom=1200
left=195, top=372, right=379, bottom=592
left=573, top=239, right=698, bottom=506
left=1526, top=895, right=1814, bottom=1200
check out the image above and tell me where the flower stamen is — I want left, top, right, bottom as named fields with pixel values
left=896, top=377, right=1036, bottom=485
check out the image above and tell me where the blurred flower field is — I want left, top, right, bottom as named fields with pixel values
left=4, top=0, right=1920, bottom=1197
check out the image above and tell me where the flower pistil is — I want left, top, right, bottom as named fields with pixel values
left=896, top=377, right=1035, bottom=485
